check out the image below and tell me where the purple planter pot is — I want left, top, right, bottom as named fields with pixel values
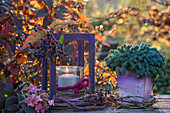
left=117, top=71, right=153, bottom=99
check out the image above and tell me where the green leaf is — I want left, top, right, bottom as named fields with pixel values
left=0, top=10, right=5, bottom=17
left=36, top=8, right=49, bottom=18
left=0, top=94, right=5, bottom=109
left=0, top=0, right=11, bottom=11
left=55, top=5, right=67, bottom=19
left=14, top=82, right=30, bottom=93
left=17, top=94, right=25, bottom=102
left=4, top=69, right=10, bottom=77
left=129, top=60, right=135, bottom=68
left=68, top=55, right=75, bottom=65
left=31, top=71, right=38, bottom=77
left=32, top=75, right=42, bottom=82
left=64, top=44, right=74, bottom=54
left=59, top=35, right=64, bottom=44
left=116, top=68, right=122, bottom=75
left=3, top=82, right=14, bottom=94
left=4, top=0, right=12, bottom=5
left=6, top=104, right=19, bottom=112
left=13, top=19, right=23, bottom=35
left=43, top=16, right=52, bottom=27
left=121, top=67, right=126, bottom=75
left=44, top=0, right=53, bottom=10
left=1, top=91, right=12, bottom=98
left=110, top=63, right=115, bottom=69
left=0, top=80, right=6, bottom=93
left=4, top=96, right=18, bottom=108
left=22, top=105, right=36, bottom=113
left=136, top=75, right=140, bottom=78
left=109, top=49, right=114, bottom=53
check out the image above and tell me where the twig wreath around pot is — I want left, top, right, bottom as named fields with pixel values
left=105, top=42, right=165, bottom=100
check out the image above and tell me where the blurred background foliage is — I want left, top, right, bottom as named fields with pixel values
left=84, top=0, right=170, bottom=94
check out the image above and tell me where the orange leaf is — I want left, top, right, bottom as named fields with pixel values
left=110, top=77, right=117, bottom=87
left=77, top=12, right=90, bottom=24
left=17, top=54, right=27, bottom=64
left=85, top=25, right=94, bottom=30
left=95, top=34, right=110, bottom=47
left=84, top=66, right=89, bottom=75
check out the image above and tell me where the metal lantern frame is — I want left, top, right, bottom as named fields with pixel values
left=41, top=33, right=95, bottom=99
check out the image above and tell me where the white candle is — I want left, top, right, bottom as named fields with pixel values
left=58, top=74, right=80, bottom=87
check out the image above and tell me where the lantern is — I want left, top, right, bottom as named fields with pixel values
left=41, top=33, right=95, bottom=99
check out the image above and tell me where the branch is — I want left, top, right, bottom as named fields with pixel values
left=151, top=0, right=170, bottom=6
left=88, top=8, right=122, bottom=23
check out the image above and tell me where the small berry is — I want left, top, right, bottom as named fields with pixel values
left=60, top=50, right=63, bottom=54
left=88, top=96, right=92, bottom=98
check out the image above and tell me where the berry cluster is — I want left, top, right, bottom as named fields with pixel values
left=29, top=25, right=67, bottom=64
left=85, top=89, right=112, bottom=105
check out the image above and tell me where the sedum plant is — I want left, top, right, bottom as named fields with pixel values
left=104, top=42, right=165, bottom=78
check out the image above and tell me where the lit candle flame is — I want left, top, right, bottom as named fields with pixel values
left=66, top=67, right=69, bottom=73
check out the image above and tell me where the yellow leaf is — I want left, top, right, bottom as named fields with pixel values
left=154, top=27, right=159, bottom=31
left=84, top=66, right=89, bottom=75
left=77, top=0, right=81, bottom=2
left=121, top=13, right=127, bottom=18
left=117, top=18, right=124, bottom=24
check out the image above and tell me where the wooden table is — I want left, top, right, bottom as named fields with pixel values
left=51, top=95, right=170, bottom=113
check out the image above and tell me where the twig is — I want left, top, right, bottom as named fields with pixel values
left=55, top=97, right=106, bottom=110
left=151, top=0, right=170, bottom=6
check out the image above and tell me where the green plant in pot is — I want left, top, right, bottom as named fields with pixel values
left=105, top=42, right=165, bottom=98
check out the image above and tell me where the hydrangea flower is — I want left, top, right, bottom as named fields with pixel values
left=36, top=95, right=43, bottom=101
left=35, top=103, right=43, bottom=113
left=25, top=95, right=39, bottom=107
left=27, top=85, right=40, bottom=92
left=24, top=85, right=55, bottom=113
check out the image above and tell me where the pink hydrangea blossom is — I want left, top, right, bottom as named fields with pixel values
left=43, top=103, right=50, bottom=111
left=27, top=95, right=39, bottom=107
left=24, top=98, right=29, bottom=105
left=27, top=85, right=40, bottom=92
left=36, top=95, right=43, bottom=101
left=41, top=109, right=45, bottom=113
left=35, top=103, right=43, bottom=113
left=24, top=85, right=54, bottom=113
